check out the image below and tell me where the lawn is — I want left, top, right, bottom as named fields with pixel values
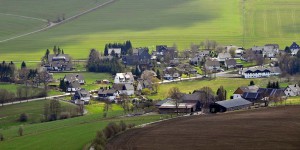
left=0, top=100, right=77, bottom=128
left=148, top=78, right=269, bottom=100
left=52, top=72, right=112, bottom=90
left=236, top=59, right=256, bottom=68
left=2, top=0, right=300, bottom=61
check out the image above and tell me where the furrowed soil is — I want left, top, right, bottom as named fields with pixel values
left=107, top=106, right=300, bottom=150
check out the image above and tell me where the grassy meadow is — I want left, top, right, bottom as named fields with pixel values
left=0, top=100, right=164, bottom=150
left=0, top=100, right=77, bottom=128
left=1, top=0, right=300, bottom=61
left=148, top=78, right=270, bottom=100
left=0, top=0, right=109, bottom=41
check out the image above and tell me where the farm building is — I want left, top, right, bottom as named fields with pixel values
left=209, top=98, right=252, bottom=113
left=158, top=100, right=197, bottom=114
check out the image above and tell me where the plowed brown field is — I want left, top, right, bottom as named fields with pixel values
left=107, top=106, right=300, bottom=150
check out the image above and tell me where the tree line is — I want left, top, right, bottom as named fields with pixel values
left=87, top=49, right=123, bottom=74
left=278, top=52, right=300, bottom=75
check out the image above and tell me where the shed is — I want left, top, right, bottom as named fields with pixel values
left=210, top=98, right=252, bottom=113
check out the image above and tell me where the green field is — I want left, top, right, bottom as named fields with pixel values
left=0, top=0, right=109, bottom=41
left=52, top=72, right=112, bottom=90
left=0, top=100, right=77, bottom=128
left=148, top=78, right=270, bottom=100
left=1, top=0, right=300, bottom=61
left=0, top=100, right=164, bottom=150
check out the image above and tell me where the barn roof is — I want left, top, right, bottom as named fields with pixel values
left=215, top=98, right=252, bottom=108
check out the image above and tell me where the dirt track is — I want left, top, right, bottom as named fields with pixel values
left=107, top=106, right=300, bottom=150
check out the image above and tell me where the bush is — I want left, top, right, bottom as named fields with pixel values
left=60, top=112, right=70, bottom=120
left=19, top=113, right=28, bottom=122
left=127, top=123, right=135, bottom=129
left=103, top=122, right=120, bottom=139
left=92, top=131, right=107, bottom=150
left=141, top=88, right=151, bottom=95
left=18, top=126, right=23, bottom=136
left=0, top=133, right=4, bottom=141
left=119, top=121, right=127, bottom=131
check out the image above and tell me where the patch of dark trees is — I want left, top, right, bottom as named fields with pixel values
left=87, top=49, right=123, bottom=74
left=278, top=51, right=300, bottom=75
left=0, top=61, right=15, bottom=82
left=267, top=81, right=280, bottom=89
left=104, top=40, right=132, bottom=56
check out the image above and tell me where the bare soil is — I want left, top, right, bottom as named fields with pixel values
left=107, top=106, right=300, bottom=150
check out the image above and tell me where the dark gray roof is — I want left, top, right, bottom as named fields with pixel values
left=65, top=74, right=84, bottom=82
left=182, top=93, right=200, bottom=101
left=216, top=98, right=251, bottom=108
left=68, top=81, right=80, bottom=89
left=225, top=59, right=237, bottom=66
left=155, top=98, right=172, bottom=106
left=205, top=60, right=220, bottom=67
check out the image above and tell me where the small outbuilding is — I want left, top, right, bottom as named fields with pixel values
left=210, top=98, right=252, bottom=113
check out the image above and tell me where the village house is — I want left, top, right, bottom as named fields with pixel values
left=289, top=42, right=300, bottom=56
left=205, top=60, right=220, bottom=71
left=66, top=80, right=81, bottom=92
left=64, top=74, right=85, bottom=84
left=233, top=86, right=259, bottom=99
left=284, top=84, right=300, bottom=97
left=226, top=45, right=244, bottom=58
left=123, top=48, right=151, bottom=67
left=257, top=88, right=286, bottom=101
left=152, top=45, right=178, bottom=60
left=136, top=79, right=152, bottom=91
left=73, top=89, right=90, bottom=104
left=209, top=98, right=252, bottom=113
left=44, top=54, right=73, bottom=71
left=239, top=66, right=281, bottom=78
left=98, top=88, right=120, bottom=101
left=189, top=52, right=206, bottom=65
left=108, top=48, right=122, bottom=57
left=217, top=52, right=232, bottom=62
left=163, top=67, right=181, bottom=80
left=112, top=83, right=134, bottom=95
left=114, top=72, right=134, bottom=84
left=225, top=59, right=237, bottom=68
left=251, top=44, right=279, bottom=58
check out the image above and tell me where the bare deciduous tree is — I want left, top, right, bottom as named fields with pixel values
left=168, top=87, right=182, bottom=116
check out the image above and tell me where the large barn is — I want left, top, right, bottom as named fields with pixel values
left=210, top=98, right=252, bottom=113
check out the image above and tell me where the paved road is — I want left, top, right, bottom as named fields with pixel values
left=0, top=93, right=70, bottom=107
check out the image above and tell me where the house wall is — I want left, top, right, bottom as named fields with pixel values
left=244, top=72, right=270, bottom=78
left=284, top=87, right=297, bottom=97
left=233, top=94, right=242, bottom=99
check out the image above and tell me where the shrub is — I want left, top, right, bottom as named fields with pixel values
left=0, top=133, right=4, bottom=141
left=103, top=122, right=120, bottom=139
left=141, top=88, right=151, bottom=95
left=60, top=112, right=70, bottom=120
left=19, top=113, right=28, bottom=122
left=92, top=131, right=107, bottom=150
left=18, top=126, right=23, bottom=136
left=127, top=123, right=136, bottom=129
left=119, top=121, right=127, bottom=131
